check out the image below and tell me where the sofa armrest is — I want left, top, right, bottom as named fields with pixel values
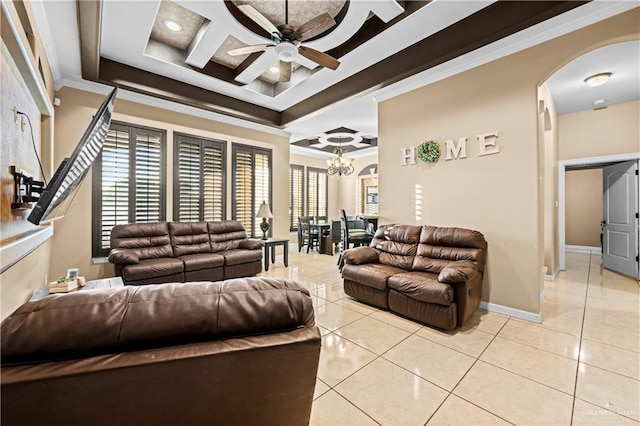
left=108, top=248, right=139, bottom=265
left=438, top=260, right=478, bottom=284
left=239, top=239, right=265, bottom=250
left=343, top=246, right=379, bottom=265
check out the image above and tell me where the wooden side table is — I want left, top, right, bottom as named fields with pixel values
left=263, top=238, right=289, bottom=271
left=30, top=277, right=125, bottom=302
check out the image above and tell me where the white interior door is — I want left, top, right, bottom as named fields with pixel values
left=602, top=160, right=639, bottom=278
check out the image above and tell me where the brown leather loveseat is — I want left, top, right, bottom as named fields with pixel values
left=1, top=277, right=321, bottom=426
left=108, top=220, right=263, bottom=285
left=342, top=224, right=487, bottom=330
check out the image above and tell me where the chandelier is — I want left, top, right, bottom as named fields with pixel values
left=326, top=140, right=354, bottom=176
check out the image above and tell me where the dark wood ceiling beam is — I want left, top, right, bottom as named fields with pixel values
left=98, top=58, right=282, bottom=127
left=280, top=1, right=586, bottom=126
left=77, top=0, right=102, bottom=81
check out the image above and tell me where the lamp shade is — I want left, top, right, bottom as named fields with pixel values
left=256, top=201, right=273, bottom=218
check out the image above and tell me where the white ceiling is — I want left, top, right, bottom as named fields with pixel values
left=547, top=40, right=640, bottom=114
left=34, top=1, right=640, bottom=157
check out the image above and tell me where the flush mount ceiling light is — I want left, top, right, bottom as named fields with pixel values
left=584, top=72, right=612, bottom=87
left=593, top=99, right=606, bottom=106
left=164, top=20, right=182, bottom=32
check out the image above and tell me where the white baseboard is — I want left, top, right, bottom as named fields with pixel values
left=544, top=266, right=561, bottom=282
left=566, top=245, right=601, bottom=254
left=480, top=301, right=542, bottom=323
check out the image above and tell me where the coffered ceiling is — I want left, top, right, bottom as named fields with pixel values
left=35, top=1, right=638, bottom=157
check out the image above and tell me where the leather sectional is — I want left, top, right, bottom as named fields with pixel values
left=342, top=224, right=487, bottom=330
left=1, top=277, right=321, bottom=426
left=108, top=220, right=264, bottom=285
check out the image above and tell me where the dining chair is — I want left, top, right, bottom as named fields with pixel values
left=298, top=216, right=319, bottom=253
left=339, top=210, right=373, bottom=251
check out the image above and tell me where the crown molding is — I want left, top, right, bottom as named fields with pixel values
left=61, top=78, right=290, bottom=137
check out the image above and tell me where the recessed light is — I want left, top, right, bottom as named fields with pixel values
left=164, top=20, right=182, bottom=32
left=269, top=65, right=279, bottom=74
left=593, top=99, right=606, bottom=106
left=584, top=72, right=611, bottom=87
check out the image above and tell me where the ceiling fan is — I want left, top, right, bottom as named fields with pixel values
left=228, top=2, right=341, bottom=83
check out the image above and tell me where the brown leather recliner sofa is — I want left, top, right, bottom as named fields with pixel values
left=108, top=220, right=263, bottom=285
left=1, top=277, right=321, bottom=426
left=342, top=224, right=487, bottom=330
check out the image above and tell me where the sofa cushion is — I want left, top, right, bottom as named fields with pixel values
left=370, top=225, right=422, bottom=269
left=388, top=272, right=454, bottom=306
left=221, top=249, right=263, bottom=266
left=342, top=263, right=406, bottom=291
left=1, top=278, right=314, bottom=364
left=179, top=253, right=225, bottom=272
left=169, top=221, right=212, bottom=256
left=209, top=220, right=248, bottom=252
left=123, top=258, right=185, bottom=282
left=110, top=222, right=173, bottom=260
left=412, top=226, right=487, bottom=273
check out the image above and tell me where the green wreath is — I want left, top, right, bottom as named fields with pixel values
left=416, top=140, right=441, bottom=163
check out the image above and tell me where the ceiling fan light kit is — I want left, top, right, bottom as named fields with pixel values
left=229, top=3, right=341, bottom=83
left=275, top=42, right=297, bottom=62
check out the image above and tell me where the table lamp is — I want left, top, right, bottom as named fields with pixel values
left=256, top=201, right=273, bottom=240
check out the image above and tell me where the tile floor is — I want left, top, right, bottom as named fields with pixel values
left=259, top=248, right=639, bottom=425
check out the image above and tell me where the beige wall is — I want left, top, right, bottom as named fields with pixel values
left=538, top=83, right=560, bottom=276
left=290, top=153, right=340, bottom=222
left=336, top=153, right=379, bottom=217
left=49, top=86, right=290, bottom=281
left=378, top=10, right=639, bottom=315
left=289, top=152, right=378, bottom=221
left=566, top=169, right=603, bottom=247
left=1, top=1, right=56, bottom=320
left=559, top=100, right=639, bottom=249
left=559, top=100, right=640, bottom=160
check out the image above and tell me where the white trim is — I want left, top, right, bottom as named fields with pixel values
left=29, top=0, right=63, bottom=90
left=480, top=301, right=542, bottom=324
left=1, top=0, right=54, bottom=116
left=0, top=226, right=54, bottom=274
left=374, top=2, right=639, bottom=103
left=566, top=245, right=601, bottom=254
left=540, top=289, right=546, bottom=302
left=558, top=152, right=640, bottom=270
left=61, top=78, right=291, bottom=138
left=544, top=266, right=561, bottom=281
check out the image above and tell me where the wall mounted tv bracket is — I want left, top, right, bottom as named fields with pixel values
left=11, top=166, right=44, bottom=209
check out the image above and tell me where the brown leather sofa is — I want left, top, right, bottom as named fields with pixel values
left=108, top=220, right=263, bottom=285
left=342, top=224, right=487, bottom=330
left=1, top=277, right=321, bottom=426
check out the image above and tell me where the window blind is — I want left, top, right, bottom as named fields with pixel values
left=307, top=167, right=328, bottom=219
left=232, top=144, right=272, bottom=237
left=289, top=165, right=304, bottom=231
left=174, top=134, right=226, bottom=222
left=92, top=122, right=166, bottom=257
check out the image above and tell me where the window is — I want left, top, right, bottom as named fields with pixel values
left=92, top=122, right=166, bottom=257
left=232, top=144, right=272, bottom=237
left=173, top=133, right=226, bottom=222
left=289, top=165, right=304, bottom=231
left=307, top=167, right=328, bottom=219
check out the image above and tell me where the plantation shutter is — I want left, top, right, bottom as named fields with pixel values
left=289, top=165, right=304, bottom=231
left=98, top=125, right=130, bottom=253
left=92, top=122, right=166, bottom=257
left=134, top=129, right=163, bottom=222
left=174, top=134, right=226, bottom=222
left=232, top=144, right=272, bottom=237
left=307, top=167, right=327, bottom=218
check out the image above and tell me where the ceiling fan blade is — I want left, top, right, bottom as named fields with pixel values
left=293, top=13, right=336, bottom=41
left=227, top=44, right=270, bottom=56
left=298, top=46, right=340, bottom=70
left=237, top=4, right=281, bottom=36
left=279, top=61, right=291, bottom=83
